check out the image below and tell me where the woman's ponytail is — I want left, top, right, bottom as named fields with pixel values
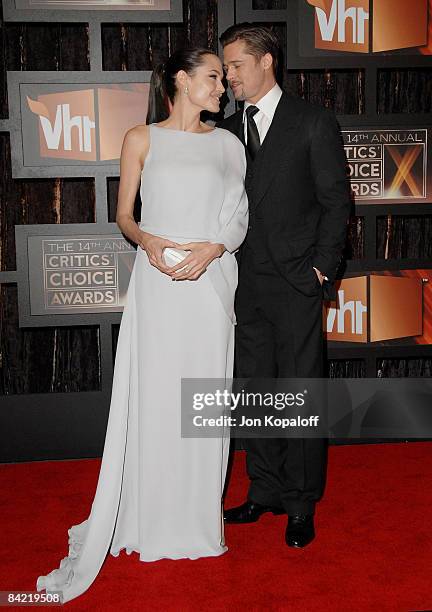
left=146, top=62, right=170, bottom=124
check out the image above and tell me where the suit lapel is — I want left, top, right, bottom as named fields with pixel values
left=251, top=93, right=302, bottom=209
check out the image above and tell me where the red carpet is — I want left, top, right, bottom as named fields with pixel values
left=1, top=444, right=431, bottom=611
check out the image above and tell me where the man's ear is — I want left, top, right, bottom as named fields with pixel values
left=261, top=52, right=273, bottom=72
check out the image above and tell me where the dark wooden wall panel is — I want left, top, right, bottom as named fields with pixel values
left=377, top=68, right=432, bottom=114
left=376, top=216, right=432, bottom=260
left=112, top=323, right=120, bottom=362
left=4, top=22, right=89, bottom=73
left=377, top=358, right=432, bottom=377
left=284, top=69, right=364, bottom=115
left=101, top=0, right=218, bottom=71
left=0, top=285, right=100, bottom=394
left=345, top=216, right=364, bottom=260
left=328, top=359, right=366, bottom=378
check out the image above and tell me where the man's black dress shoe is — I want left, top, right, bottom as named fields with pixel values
left=224, top=500, right=285, bottom=524
left=285, top=514, right=315, bottom=548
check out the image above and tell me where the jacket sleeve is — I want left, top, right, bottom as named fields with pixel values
left=310, top=110, right=351, bottom=282
left=211, top=134, right=249, bottom=253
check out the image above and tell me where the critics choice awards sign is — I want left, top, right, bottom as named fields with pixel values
left=343, top=128, right=431, bottom=204
left=28, top=235, right=136, bottom=314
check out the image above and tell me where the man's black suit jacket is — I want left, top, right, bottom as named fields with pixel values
left=217, top=92, right=351, bottom=300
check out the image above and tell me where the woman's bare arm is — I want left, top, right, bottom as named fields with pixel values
left=116, top=125, right=148, bottom=248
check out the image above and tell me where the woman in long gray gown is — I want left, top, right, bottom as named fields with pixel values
left=36, top=47, right=248, bottom=603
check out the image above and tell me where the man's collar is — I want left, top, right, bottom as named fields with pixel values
left=243, top=83, right=283, bottom=121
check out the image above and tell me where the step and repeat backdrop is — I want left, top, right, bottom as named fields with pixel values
left=0, top=0, right=431, bottom=460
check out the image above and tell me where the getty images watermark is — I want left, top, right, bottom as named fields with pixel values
left=181, top=378, right=432, bottom=439
left=192, top=388, right=320, bottom=430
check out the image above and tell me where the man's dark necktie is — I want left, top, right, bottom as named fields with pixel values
left=245, top=105, right=260, bottom=160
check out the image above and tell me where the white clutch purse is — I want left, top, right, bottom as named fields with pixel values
left=163, top=247, right=190, bottom=271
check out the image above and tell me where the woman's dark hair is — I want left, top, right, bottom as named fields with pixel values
left=219, top=22, right=282, bottom=81
left=146, top=47, right=217, bottom=124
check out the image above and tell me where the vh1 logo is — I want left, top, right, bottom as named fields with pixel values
left=24, top=84, right=149, bottom=163
left=307, top=0, right=428, bottom=53
left=325, top=273, right=426, bottom=343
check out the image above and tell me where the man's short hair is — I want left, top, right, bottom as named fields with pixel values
left=220, top=22, right=282, bottom=78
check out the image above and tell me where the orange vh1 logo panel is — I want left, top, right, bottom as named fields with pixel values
left=325, top=274, right=424, bottom=342
left=25, top=84, right=148, bottom=163
left=307, top=0, right=428, bottom=53
left=27, top=89, right=96, bottom=161
left=369, top=275, right=423, bottom=342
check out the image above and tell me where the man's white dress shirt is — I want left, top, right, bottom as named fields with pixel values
left=243, top=82, right=283, bottom=145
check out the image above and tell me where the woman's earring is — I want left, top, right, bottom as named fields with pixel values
left=184, top=86, right=189, bottom=95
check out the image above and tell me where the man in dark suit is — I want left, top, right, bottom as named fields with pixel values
left=217, top=23, right=351, bottom=547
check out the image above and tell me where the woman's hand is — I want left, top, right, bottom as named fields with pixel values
left=169, top=242, right=225, bottom=281
left=139, top=230, right=181, bottom=275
